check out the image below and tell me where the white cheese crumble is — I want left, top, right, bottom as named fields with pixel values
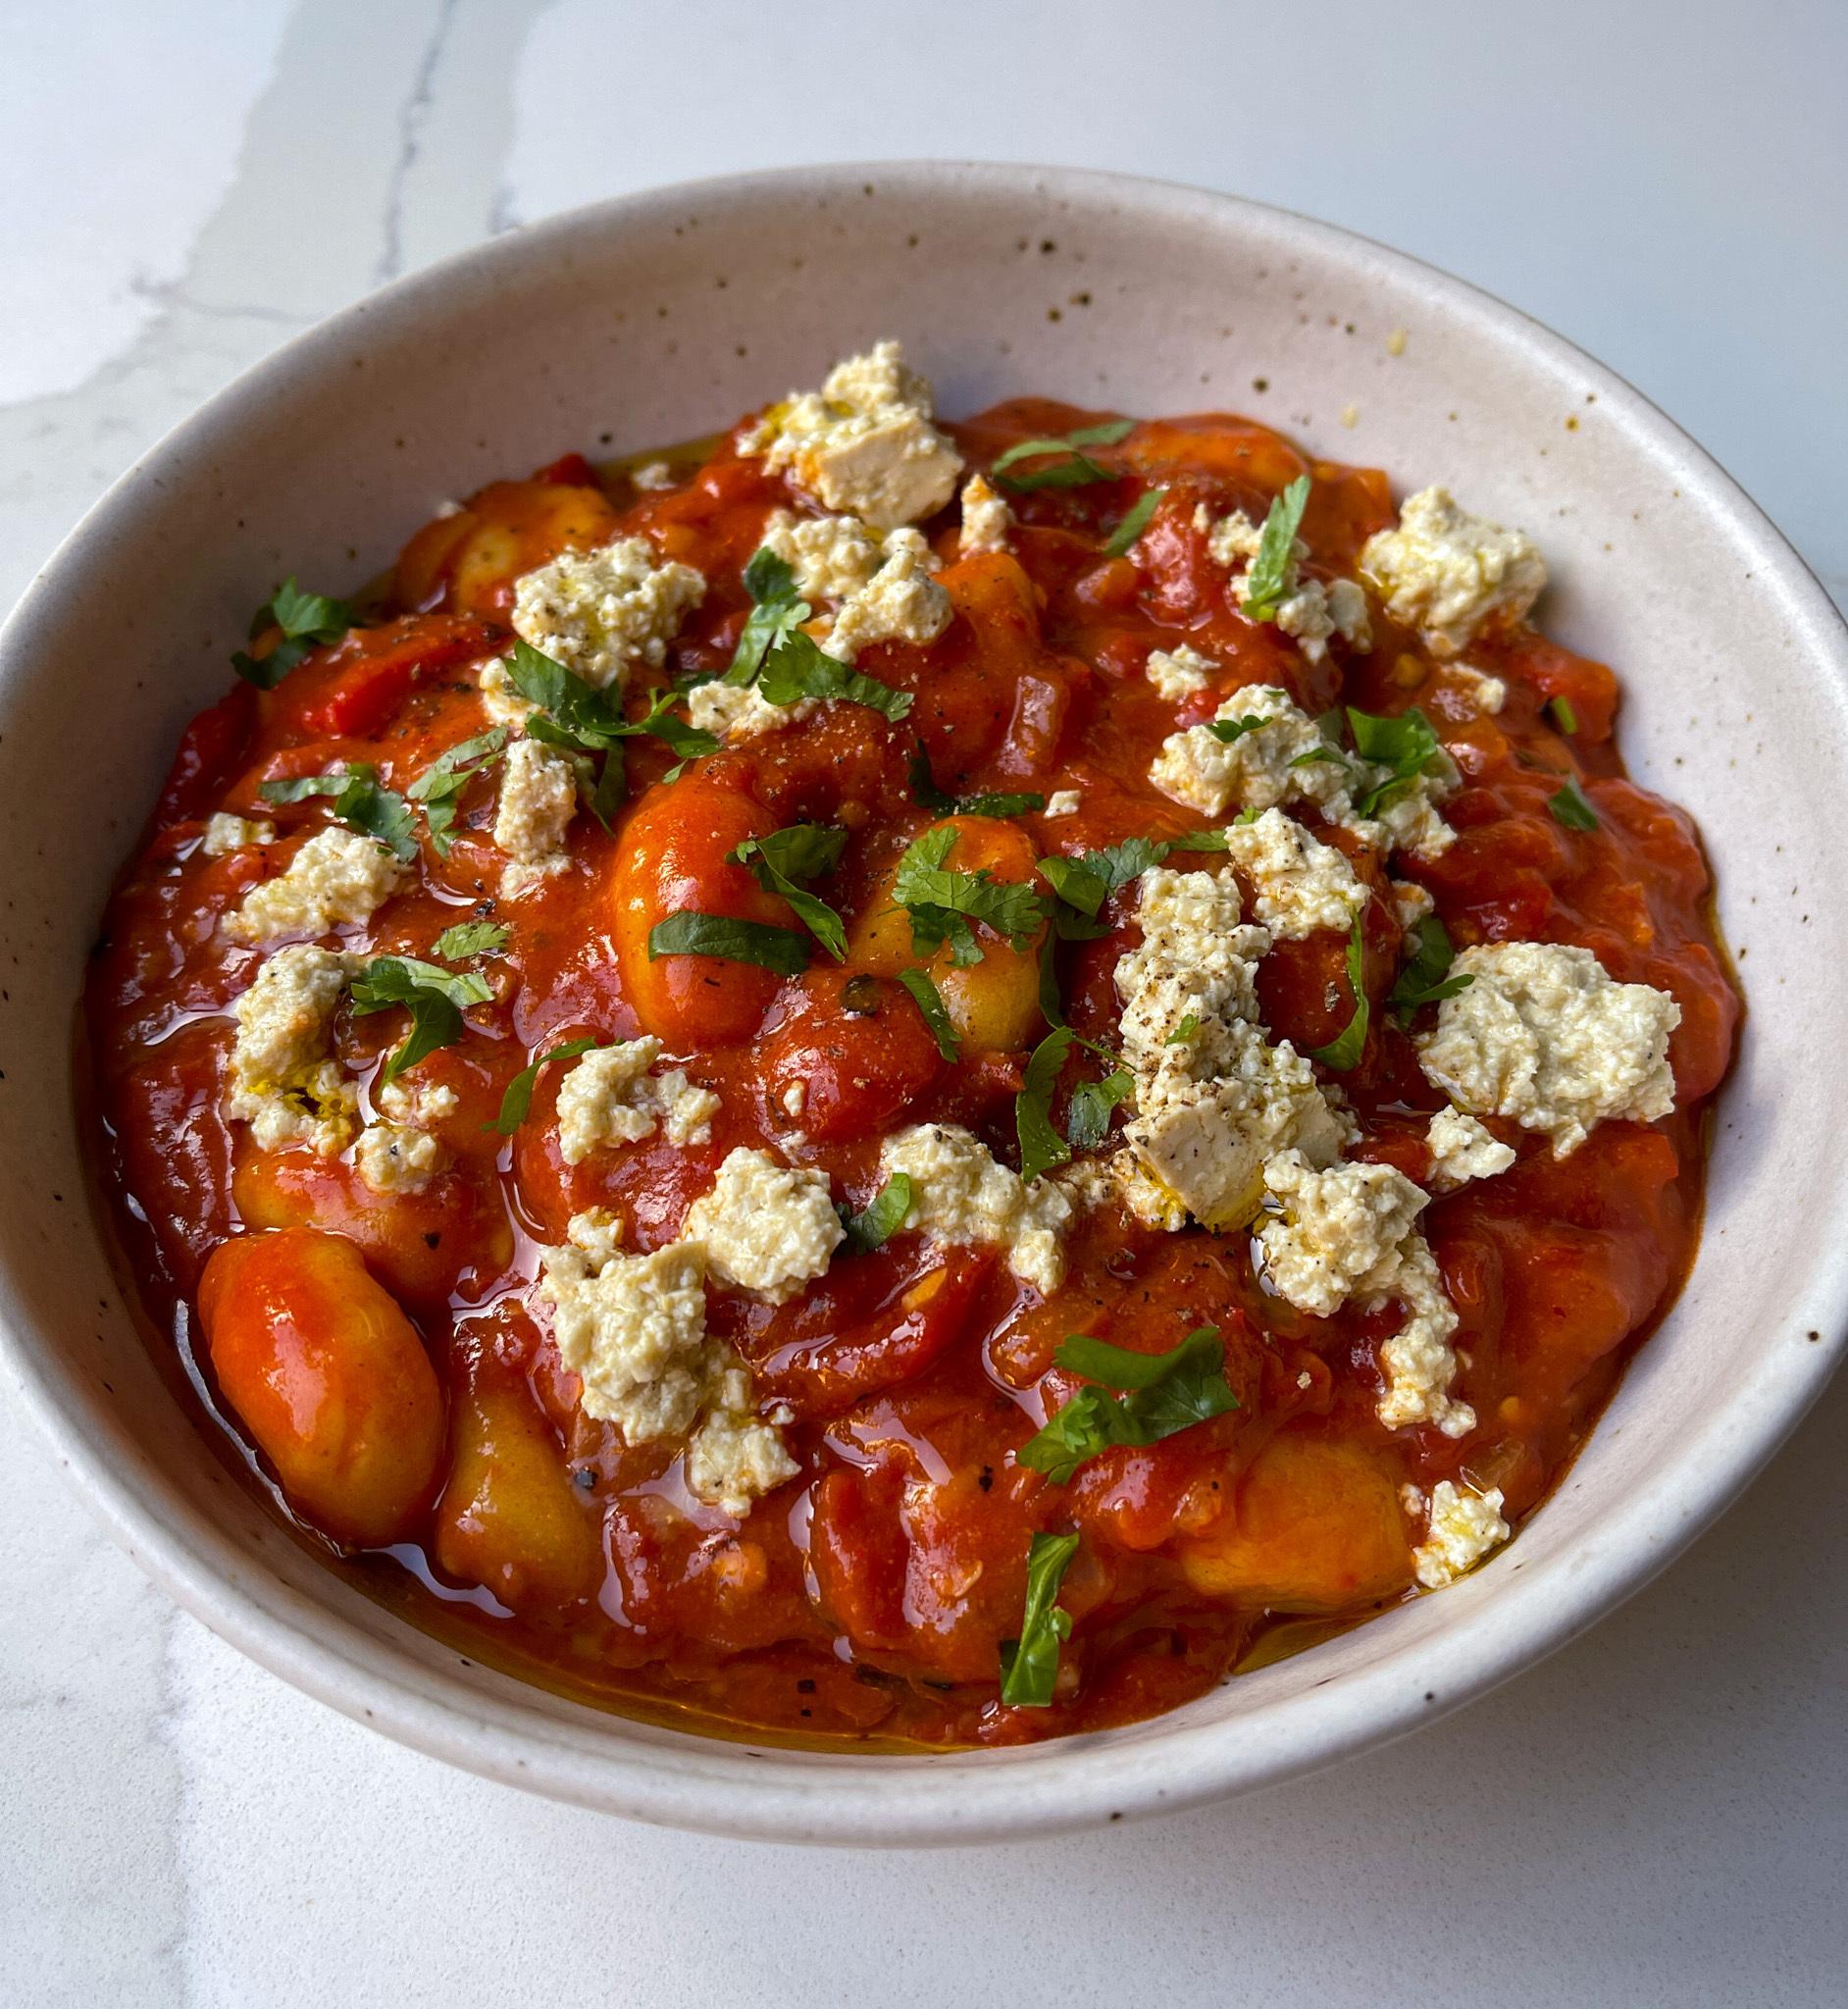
left=554, top=1039, right=720, bottom=1163
left=743, top=339, right=962, bottom=532
left=477, top=655, right=534, bottom=728
left=878, top=1122, right=1071, bottom=1296
left=1392, top=881, right=1436, bottom=938
left=1043, top=789, right=1081, bottom=818
left=1146, top=642, right=1214, bottom=700
left=1412, top=1480, right=1510, bottom=1588
left=375, top=1077, right=459, bottom=1125
left=1370, top=1234, right=1474, bottom=1438
left=1417, top=942, right=1680, bottom=1157
left=224, top=825, right=407, bottom=946
left=1360, top=486, right=1547, bottom=657
left=353, top=1121, right=448, bottom=1195
left=1448, top=662, right=1508, bottom=715
left=685, top=679, right=815, bottom=744
left=631, top=460, right=676, bottom=490
left=492, top=737, right=578, bottom=893
left=823, top=527, right=952, bottom=662
left=201, top=812, right=273, bottom=856
left=510, top=536, right=705, bottom=692
left=1198, top=505, right=1265, bottom=568
left=958, top=472, right=1013, bottom=554
left=683, top=1365, right=801, bottom=1517
left=1195, top=507, right=1371, bottom=660
left=762, top=507, right=885, bottom=601
left=1150, top=683, right=1458, bottom=861
left=224, top=945, right=357, bottom=1156
left=1425, top=1108, right=1516, bottom=1190
left=1220, top=807, right=1367, bottom=940
left=1256, top=1150, right=1431, bottom=1318
left=681, top=1146, right=844, bottom=1303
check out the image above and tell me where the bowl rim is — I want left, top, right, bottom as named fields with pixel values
left=5, top=159, right=1845, bottom=1846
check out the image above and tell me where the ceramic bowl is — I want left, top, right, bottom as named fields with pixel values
left=3, top=164, right=1843, bottom=1845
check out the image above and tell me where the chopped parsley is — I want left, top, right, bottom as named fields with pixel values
left=432, top=918, right=509, bottom=961
left=1165, top=1012, right=1201, bottom=1045
left=489, top=1035, right=601, bottom=1135
left=1205, top=712, right=1271, bottom=746
left=757, top=627, right=914, bottom=722
left=894, top=824, right=1048, bottom=967
left=231, top=577, right=355, bottom=688
left=406, top=728, right=508, bottom=855
left=729, top=823, right=849, bottom=961
left=1387, top=914, right=1473, bottom=1021
left=1309, top=913, right=1369, bottom=1071
left=1016, top=1025, right=1133, bottom=1181
left=999, top=1530, right=1081, bottom=1708
left=348, top=955, right=492, bottom=1082
left=257, top=763, right=418, bottom=862
left=838, top=1173, right=913, bottom=1255
left=906, top=742, right=1044, bottom=819
left=1239, top=476, right=1311, bottom=622
left=646, top=910, right=811, bottom=975
left=1017, top=1326, right=1239, bottom=1485
left=1037, top=829, right=1228, bottom=937
left=898, top=965, right=961, bottom=1060
left=1345, top=705, right=1445, bottom=817
left=990, top=419, right=1134, bottom=492
left=1102, top=485, right=1165, bottom=558
left=1549, top=775, right=1600, bottom=830
left=724, top=546, right=810, bottom=685
left=1547, top=695, right=1579, bottom=735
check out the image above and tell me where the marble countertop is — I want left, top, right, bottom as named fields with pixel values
left=4, top=3, right=1843, bottom=2002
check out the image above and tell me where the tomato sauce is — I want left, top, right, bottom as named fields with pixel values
left=80, top=390, right=1740, bottom=1749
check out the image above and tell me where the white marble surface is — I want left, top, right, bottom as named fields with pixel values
left=3, top=3, right=1844, bottom=2001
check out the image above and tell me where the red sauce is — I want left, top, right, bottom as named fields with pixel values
left=81, top=392, right=1740, bottom=1749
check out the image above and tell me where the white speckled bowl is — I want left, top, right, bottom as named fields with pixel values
left=2, top=165, right=1843, bottom=1845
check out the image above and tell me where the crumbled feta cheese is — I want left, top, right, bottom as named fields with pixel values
left=554, top=1039, right=720, bottom=1162
left=1221, top=807, right=1367, bottom=940
left=375, top=1076, right=459, bottom=1125
left=1391, top=881, right=1436, bottom=937
left=878, top=1122, right=1071, bottom=1296
left=631, top=460, right=676, bottom=490
left=1417, top=942, right=1680, bottom=1157
left=744, top=339, right=962, bottom=531
left=1256, top=1150, right=1431, bottom=1317
left=1412, top=1480, right=1510, bottom=1588
left=1261, top=576, right=1373, bottom=663
left=224, top=825, right=407, bottom=946
left=684, top=1365, right=799, bottom=1515
left=1425, top=1108, right=1516, bottom=1190
left=201, top=813, right=273, bottom=856
left=823, top=526, right=952, bottom=661
left=539, top=1235, right=715, bottom=1441
left=1360, top=486, right=1546, bottom=657
left=762, top=507, right=885, bottom=602
left=1115, top=866, right=1268, bottom=1067
left=1044, top=790, right=1081, bottom=818
left=1151, top=684, right=1457, bottom=861
left=477, top=655, right=533, bottom=728
left=681, top=1146, right=843, bottom=1303
left=224, top=945, right=357, bottom=1156
left=1448, top=662, right=1507, bottom=714
left=685, top=678, right=816, bottom=743
left=958, top=472, right=1013, bottom=555
left=1369, top=1235, right=1473, bottom=1438
left=780, top=1081, right=806, bottom=1119
left=1198, top=505, right=1265, bottom=568
left=1146, top=642, right=1215, bottom=700
left=511, top=536, right=705, bottom=692
left=353, top=1121, right=447, bottom=1194
left=492, top=737, right=578, bottom=892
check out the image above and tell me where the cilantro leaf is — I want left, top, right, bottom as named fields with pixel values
left=1102, top=486, right=1165, bottom=558
left=647, top=910, right=810, bottom=975
left=348, top=954, right=492, bottom=1082
left=1037, top=836, right=1171, bottom=934
left=506, top=642, right=716, bottom=814
left=489, top=1035, right=600, bottom=1135
left=722, top=546, right=811, bottom=687
left=838, top=1173, right=913, bottom=1255
left=231, top=577, right=355, bottom=688
left=999, top=1530, right=1080, bottom=1707
left=1239, top=476, right=1312, bottom=622
left=1066, top=1065, right=1133, bottom=1150
left=1165, top=1012, right=1201, bottom=1045
left=757, top=628, right=914, bottom=721
left=1205, top=713, right=1271, bottom=746
left=1387, top=913, right=1473, bottom=1021
left=257, top=762, right=418, bottom=863
left=1309, top=912, right=1369, bottom=1070
left=432, top=919, right=509, bottom=961
left=1549, top=775, right=1600, bottom=830
left=406, top=728, right=508, bottom=855
left=898, top=965, right=961, bottom=1060
left=906, top=742, right=1044, bottom=819
left=1017, top=1027, right=1077, bottom=1184
left=894, top=825, right=1048, bottom=967
left=1017, top=1327, right=1238, bottom=1485
left=991, top=419, right=1135, bottom=492
left=729, top=823, right=849, bottom=961
left=1346, top=705, right=1445, bottom=818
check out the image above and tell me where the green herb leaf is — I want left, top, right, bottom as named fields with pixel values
left=729, top=823, right=849, bottom=961
left=1387, top=913, right=1473, bottom=1020
left=257, top=762, right=418, bottom=863
left=897, top=965, right=961, bottom=1060
left=231, top=577, right=355, bottom=688
left=1205, top=713, right=1270, bottom=746
left=647, top=910, right=811, bottom=975
left=999, top=1531, right=1081, bottom=1707
left=406, top=728, right=509, bottom=855
left=725, top=547, right=810, bottom=685
left=1165, top=1013, right=1201, bottom=1045
left=489, top=1035, right=600, bottom=1135
left=757, top=628, right=914, bottom=721
left=1239, top=476, right=1312, bottom=622
left=1017, top=1027, right=1076, bottom=1185
left=349, top=954, right=493, bottom=1082
left=838, top=1173, right=914, bottom=1255
left=906, top=742, right=1044, bottom=819
left=1066, top=1065, right=1134, bottom=1150
left=1309, top=913, right=1369, bottom=1070
left=1549, top=775, right=1600, bottom=830
left=1018, top=1326, right=1238, bottom=1484
left=895, top=824, right=1048, bottom=967
left=991, top=419, right=1135, bottom=492
left=1344, top=704, right=1445, bottom=819
left=432, top=919, right=509, bottom=961
left=1102, top=486, right=1165, bottom=559
left=1547, top=695, right=1579, bottom=735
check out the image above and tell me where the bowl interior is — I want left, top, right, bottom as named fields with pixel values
left=3, top=164, right=1844, bottom=1843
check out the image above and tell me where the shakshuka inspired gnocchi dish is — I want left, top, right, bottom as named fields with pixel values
left=84, top=340, right=1739, bottom=1745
